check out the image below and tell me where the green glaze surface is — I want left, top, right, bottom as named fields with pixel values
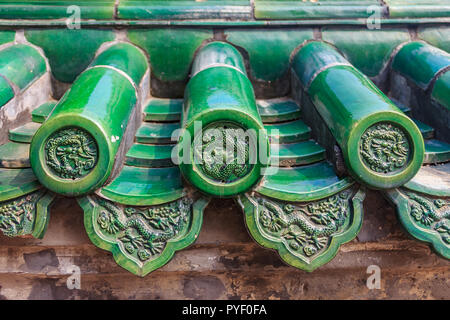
left=265, top=119, right=311, bottom=144
left=31, top=101, right=56, bottom=123
left=118, top=0, right=251, bottom=20
left=294, top=43, right=424, bottom=189
left=0, top=76, right=14, bottom=107
left=322, top=28, right=410, bottom=77
left=404, top=162, right=450, bottom=197
left=9, top=122, right=40, bottom=143
left=386, top=0, right=450, bottom=18
left=257, top=98, right=301, bottom=123
left=91, top=42, right=148, bottom=85
left=100, top=166, right=184, bottom=206
left=292, top=41, right=350, bottom=88
left=0, top=30, right=14, bottom=44
left=0, top=1, right=115, bottom=19
left=272, top=140, right=326, bottom=167
left=144, top=98, right=182, bottom=122
left=0, top=44, right=46, bottom=90
left=191, top=42, right=246, bottom=75
left=432, top=70, right=450, bottom=111
left=25, top=28, right=115, bottom=83
left=30, top=45, right=139, bottom=196
left=136, top=122, right=180, bottom=145
left=418, top=26, right=450, bottom=53
left=0, top=168, right=41, bottom=202
left=413, top=119, right=435, bottom=139
left=256, top=162, right=354, bottom=202
left=125, top=143, right=174, bottom=168
left=128, top=28, right=212, bottom=82
left=0, top=142, right=30, bottom=168
left=392, top=41, right=450, bottom=90
left=0, top=189, right=54, bottom=239
left=424, top=139, right=450, bottom=164
left=79, top=195, right=209, bottom=276
left=143, top=98, right=302, bottom=124
left=384, top=187, right=449, bottom=259
left=254, top=0, right=378, bottom=20
left=239, top=186, right=365, bottom=271
left=180, top=42, right=268, bottom=197
left=225, top=29, right=313, bottom=81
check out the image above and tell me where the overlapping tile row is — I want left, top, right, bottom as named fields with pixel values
left=0, top=1, right=449, bottom=21
left=0, top=26, right=448, bottom=276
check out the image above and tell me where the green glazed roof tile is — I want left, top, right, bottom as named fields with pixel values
left=431, top=70, right=450, bottom=111
left=265, top=119, right=311, bottom=144
left=0, top=1, right=115, bottom=20
left=100, top=166, right=184, bottom=206
left=9, top=122, right=40, bottom=143
left=254, top=0, right=379, bottom=20
left=0, top=76, right=14, bottom=107
left=256, top=161, right=354, bottom=202
left=144, top=98, right=182, bottom=122
left=0, top=142, right=30, bottom=168
left=143, top=98, right=302, bottom=124
left=118, top=0, right=252, bottom=20
left=392, top=41, right=450, bottom=90
left=413, top=119, right=435, bottom=139
left=257, top=98, right=301, bottom=123
left=271, top=140, right=326, bottom=167
left=404, top=161, right=450, bottom=197
left=424, top=139, right=450, bottom=164
left=125, top=143, right=174, bottom=168
left=31, top=101, right=56, bottom=123
left=25, top=29, right=115, bottom=83
left=136, top=122, right=180, bottom=144
left=0, top=168, right=41, bottom=202
left=386, top=0, right=450, bottom=18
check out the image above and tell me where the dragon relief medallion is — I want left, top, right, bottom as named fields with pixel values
left=256, top=190, right=353, bottom=258
left=45, top=127, right=98, bottom=180
left=406, top=192, right=449, bottom=245
left=359, top=122, right=410, bottom=174
left=193, top=122, right=253, bottom=183
left=0, top=191, right=43, bottom=237
left=95, top=197, right=193, bottom=262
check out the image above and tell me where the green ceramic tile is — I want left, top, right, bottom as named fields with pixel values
left=265, top=119, right=311, bottom=144
left=26, top=29, right=115, bottom=83
left=424, top=139, right=450, bottom=164
left=271, top=140, right=326, bottom=167
left=100, top=166, right=184, bottom=206
left=0, top=142, right=30, bottom=168
left=392, top=41, right=450, bottom=90
left=143, top=98, right=182, bottom=122
left=225, top=29, right=314, bottom=81
left=0, top=44, right=46, bottom=90
left=386, top=0, right=450, bottom=18
left=128, top=29, right=213, bottom=82
left=136, top=122, right=180, bottom=144
left=257, top=98, right=301, bottom=124
left=413, top=119, right=435, bottom=139
left=418, top=27, right=450, bottom=53
left=322, top=28, right=410, bottom=77
left=0, top=168, right=41, bottom=202
left=256, top=161, right=354, bottom=202
left=0, top=1, right=115, bottom=19
left=9, top=122, right=40, bottom=143
left=432, top=70, right=450, bottom=111
left=31, top=101, right=56, bottom=123
left=125, top=143, right=174, bottom=168
left=118, top=0, right=251, bottom=19
left=0, top=76, right=14, bottom=107
left=254, top=0, right=379, bottom=20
